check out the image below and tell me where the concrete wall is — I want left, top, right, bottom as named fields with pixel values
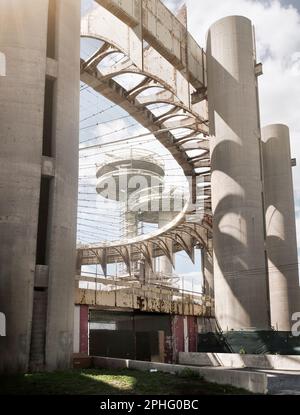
left=0, top=0, right=80, bottom=373
left=179, top=352, right=300, bottom=372
left=93, top=356, right=268, bottom=394
left=262, top=124, right=300, bottom=331
left=207, top=16, right=270, bottom=331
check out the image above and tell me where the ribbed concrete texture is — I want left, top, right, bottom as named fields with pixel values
left=0, top=0, right=80, bottom=373
left=262, top=124, right=300, bottom=331
left=206, top=16, right=270, bottom=331
left=202, top=249, right=213, bottom=297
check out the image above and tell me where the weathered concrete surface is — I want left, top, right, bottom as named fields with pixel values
left=44, top=0, right=81, bottom=372
left=179, top=352, right=300, bottom=371
left=207, top=16, right=270, bottom=331
left=202, top=248, right=213, bottom=297
left=95, top=0, right=206, bottom=89
left=0, top=51, right=6, bottom=75
left=0, top=0, right=49, bottom=373
left=262, top=124, right=300, bottom=331
left=0, top=0, right=80, bottom=373
left=263, top=370, right=300, bottom=394
left=93, top=356, right=268, bottom=394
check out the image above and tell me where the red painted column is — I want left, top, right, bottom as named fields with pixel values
left=79, top=305, right=89, bottom=354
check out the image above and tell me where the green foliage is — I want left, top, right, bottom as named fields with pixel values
left=176, top=368, right=203, bottom=380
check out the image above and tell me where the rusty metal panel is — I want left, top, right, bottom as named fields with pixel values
left=76, top=287, right=210, bottom=317
left=160, top=298, right=171, bottom=314
left=97, top=291, right=116, bottom=307
left=187, top=316, right=198, bottom=352
left=116, top=291, right=133, bottom=308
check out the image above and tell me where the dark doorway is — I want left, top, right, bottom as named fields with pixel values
left=89, top=310, right=171, bottom=361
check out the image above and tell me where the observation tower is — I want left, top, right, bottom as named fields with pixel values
left=96, top=148, right=187, bottom=282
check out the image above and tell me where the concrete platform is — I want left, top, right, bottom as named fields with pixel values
left=249, top=369, right=300, bottom=395
left=92, top=356, right=268, bottom=394
left=178, top=353, right=300, bottom=394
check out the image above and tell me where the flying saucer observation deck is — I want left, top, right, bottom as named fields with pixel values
left=77, top=1, right=213, bottom=283
left=96, top=148, right=165, bottom=204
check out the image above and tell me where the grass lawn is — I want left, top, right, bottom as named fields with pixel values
left=0, top=368, right=251, bottom=395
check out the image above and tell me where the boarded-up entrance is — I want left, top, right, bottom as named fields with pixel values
left=89, top=310, right=171, bottom=362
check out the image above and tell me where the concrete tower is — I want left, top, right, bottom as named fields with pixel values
left=96, top=149, right=179, bottom=278
left=262, top=124, right=300, bottom=331
left=207, top=16, right=270, bottom=331
left=0, top=0, right=80, bottom=373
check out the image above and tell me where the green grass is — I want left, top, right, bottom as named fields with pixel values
left=0, top=368, right=251, bottom=395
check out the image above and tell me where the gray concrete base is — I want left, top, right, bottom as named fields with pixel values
left=93, top=356, right=268, bottom=394
left=179, top=352, right=300, bottom=371
left=252, top=369, right=300, bottom=395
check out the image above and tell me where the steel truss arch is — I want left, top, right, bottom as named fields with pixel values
left=78, top=4, right=212, bottom=274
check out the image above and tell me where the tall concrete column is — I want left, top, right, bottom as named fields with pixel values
left=0, top=0, right=48, bottom=373
left=201, top=249, right=214, bottom=298
left=45, top=0, right=80, bottom=371
left=262, top=124, right=300, bottom=331
left=207, top=16, right=270, bottom=331
left=0, top=0, right=80, bottom=373
left=124, top=211, right=138, bottom=239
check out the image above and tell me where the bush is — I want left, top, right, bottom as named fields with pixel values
left=176, top=368, right=203, bottom=380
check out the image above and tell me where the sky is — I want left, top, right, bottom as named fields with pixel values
left=79, top=0, right=300, bottom=290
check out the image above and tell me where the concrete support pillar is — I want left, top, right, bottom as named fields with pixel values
left=159, top=256, right=173, bottom=276
left=44, top=0, right=80, bottom=371
left=201, top=249, right=214, bottom=298
left=0, top=0, right=49, bottom=373
left=0, top=0, right=80, bottom=373
left=207, top=16, right=270, bottom=331
left=158, top=212, right=173, bottom=275
left=124, top=211, right=138, bottom=239
left=262, top=124, right=300, bottom=331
